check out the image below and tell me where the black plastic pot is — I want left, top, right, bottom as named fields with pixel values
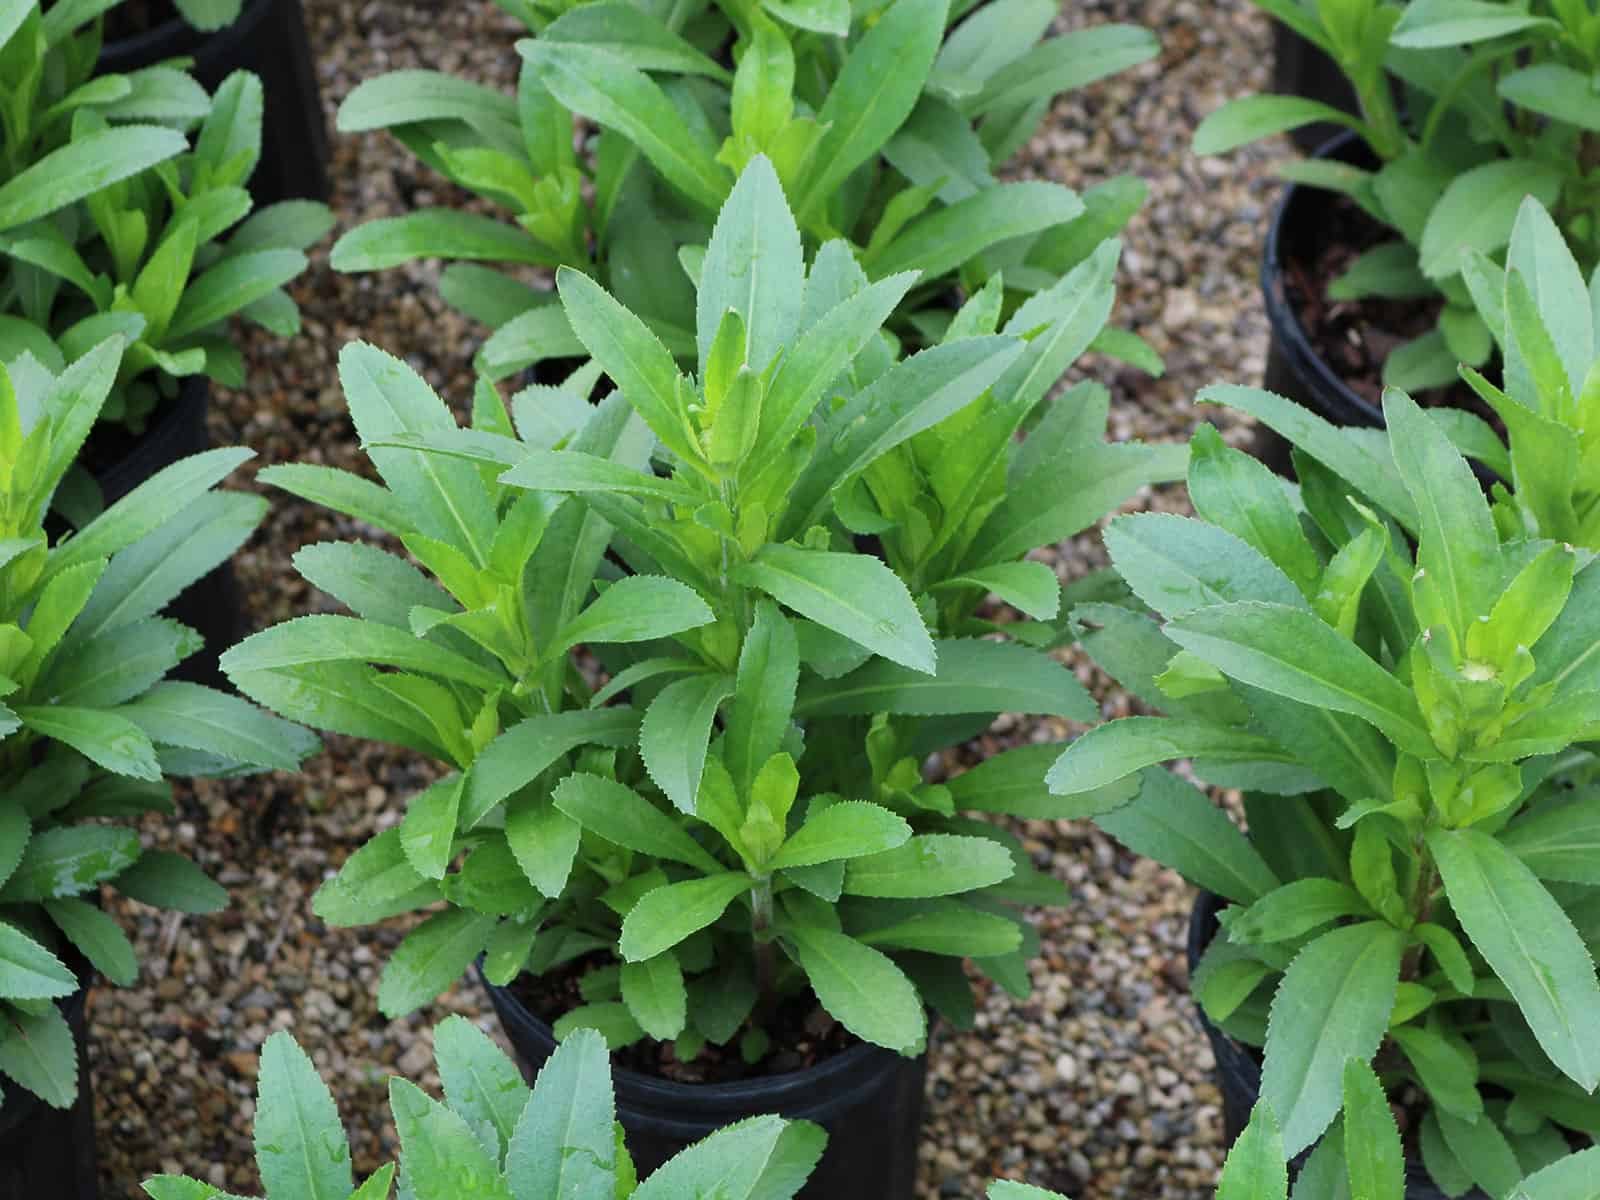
left=99, top=0, right=329, bottom=205
left=1271, top=24, right=1360, bottom=154
left=1186, top=893, right=1486, bottom=1198
left=1256, top=130, right=1384, bottom=474
left=0, top=961, right=100, bottom=1200
left=92, top=379, right=242, bottom=689
left=482, top=970, right=928, bottom=1200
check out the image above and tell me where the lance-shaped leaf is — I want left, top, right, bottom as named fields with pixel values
left=1165, top=602, right=1434, bottom=757
left=1261, top=921, right=1404, bottom=1156
left=787, top=924, right=925, bottom=1053
left=548, top=576, right=713, bottom=660
left=639, top=674, right=735, bottom=815
left=797, top=638, right=1091, bottom=721
left=620, top=873, right=754, bottom=962
left=1047, top=718, right=1294, bottom=796
left=552, top=773, right=724, bottom=873
left=734, top=545, right=934, bottom=674
left=220, top=615, right=505, bottom=691
left=255, top=1032, right=354, bottom=1200
left=1428, top=828, right=1600, bottom=1091
left=505, top=1027, right=616, bottom=1200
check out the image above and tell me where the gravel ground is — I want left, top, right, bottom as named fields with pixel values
left=86, top=2, right=1280, bottom=1196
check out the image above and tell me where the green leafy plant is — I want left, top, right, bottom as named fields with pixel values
left=329, top=0, right=1160, bottom=381
left=0, top=336, right=317, bottom=1115
left=1048, top=373, right=1600, bottom=1192
left=0, top=4, right=332, bottom=432
left=142, top=1019, right=825, bottom=1200
left=225, top=155, right=1183, bottom=1064
left=1196, top=0, right=1600, bottom=393
left=165, top=0, right=247, bottom=33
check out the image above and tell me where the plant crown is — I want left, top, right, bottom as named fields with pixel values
left=225, top=154, right=1185, bottom=1063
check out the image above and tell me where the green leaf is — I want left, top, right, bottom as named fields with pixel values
left=1342, top=1058, right=1403, bottom=1200
left=1165, top=603, right=1433, bottom=757
left=735, top=544, right=934, bottom=674
left=697, top=154, right=803, bottom=376
left=505, top=1027, right=616, bottom=1200
left=619, top=873, right=753, bottom=962
left=621, top=953, right=687, bottom=1041
left=434, top=1014, right=530, bottom=1157
left=505, top=795, right=580, bottom=899
left=312, top=829, right=443, bottom=927
left=337, top=68, right=518, bottom=134
left=17, top=705, right=160, bottom=780
left=116, top=851, right=227, bottom=914
left=1436, top=1108, right=1523, bottom=1199
left=796, top=638, right=1091, bottom=721
left=1194, top=94, right=1360, bottom=155
left=852, top=901, right=1022, bottom=958
left=1261, top=921, right=1405, bottom=1156
left=1506, top=196, right=1593, bottom=399
left=1418, top=159, right=1563, bottom=281
left=631, top=1114, right=825, bottom=1200
left=0, top=826, right=142, bottom=902
left=787, top=924, right=925, bottom=1053
left=1389, top=1024, right=1481, bottom=1121
left=1513, top=1149, right=1600, bottom=1200
left=221, top=615, right=504, bottom=692
left=1214, top=1104, right=1287, bottom=1200
left=930, top=561, right=1061, bottom=620
left=724, top=600, right=799, bottom=799
left=552, top=773, right=723, bottom=873
left=520, top=41, right=729, bottom=212
left=793, top=0, right=948, bottom=221
left=770, top=802, right=911, bottom=870
left=1502, top=798, right=1600, bottom=884
left=639, top=673, right=734, bottom=815
left=255, top=1031, right=353, bottom=1200
left=0, top=1004, right=75, bottom=1109
left=544, top=3, right=732, bottom=80
left=882, top=97, right=995, bottom=203
left=1428, top=828, right=1600, bottom=1091
left=1047, top=718, right=1293, bottom=797
left=1093, top=769, right=1280, bottom=905
left=390, top=1077, right=512, bottom=1200
left=496, top=448, right=697, bottom=505
left=843, top=834, right=1012, bottom=898
left=377, top=909, right=496, bottom=1018
left=950, top=744, right=1139, bottom=820
left=550, top=576, right=713, bottom=659
left=1229, top=880, right=1372, bottom=944
left=869, top=181, right=1082, bottom=281
left=398, top=775, right=462, bottom=882
left=117, top=682, right=316, bottom=773
left=1104, top=511, right=1306, bottom=618
left=331, top=210, right=548, bottom=272
left=461, top=708, right=641, bottom=829
left=168, top=249, right=307, bottom=339
left=0, top=921, right=77, bottom=1000
left=0, top=125, right=185, bottom=232
left=965, top=23, right=1158, bottom=118
left=44, top=898, right=136, bottom=988
left=258, top=465, right=416, bottom=539
left=1392, top=0, right=1556, bottom=47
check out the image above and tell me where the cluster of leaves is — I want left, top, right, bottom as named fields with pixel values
left=329, top=0, right=1160, bottom=380
left=0, top=0, right=331, bottom=432
left=1198, top=0, right=1600, bottom=393
left=224, top=155, right=1183, bottom=1064
left=0, top=336, right=316, bottom=1115
left=142, top=1020, right=825, bottom=1200
left=1048, top=371, right=1600, bottom=1194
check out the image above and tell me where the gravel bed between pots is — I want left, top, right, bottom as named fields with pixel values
left=86, top=2, right=1278, bottom=1196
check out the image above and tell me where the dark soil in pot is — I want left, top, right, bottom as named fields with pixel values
left=1256, top=131, right=1486, bottom=474
left=98, top=0, right=329, bottom=205
left=0, top=954, right=100, bottom=1200
left=1186, top=891, right=1487, bottom=1198
left=481, top=964, right=928, bottom=1200
left=78, top=378, right=243, bottom=689
left=1271, top=24, right=1360, bottom=154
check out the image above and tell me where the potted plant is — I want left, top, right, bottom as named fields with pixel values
left=328, top=0, right=1162, bottom=384
left=93, top=0, right=329, bottom=204
left=1047, top=319, right=1600, bottom=1194
left=142, top=1019, right=825, bottom=1200
left=223, top=155, right=1186, bottom=1198
left=0, top=336, right=318, bottom=1198
left=1194, top=0, right=1599, bottom=447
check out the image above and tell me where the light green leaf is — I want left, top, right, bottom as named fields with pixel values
left=1428, top=828, right=1600, bottom=1091
left=552, top=773, right=723, bottom=873
left=506, top=1027, right=616, bottom=1200
left=843, top=834, right=1012, bottom=898
left=621, top=953, right=687, bottom=1041
left=770, top=802, right=911, bottom=870
left=44, top=898, right=136, bottom=988
left=0, top=125, right=185, bottom=232
left=1261, top=921, right=1405, bottom=1156
left=0, top=1004, right=76, bottom=1108
left=787, top=925, right=924, bottom=1053
left=1194, top=94, right=1360, bottom=154
left=697, top=154, right=803, bottom=376
left=434, top=1014, right=530, bottom=1158
left=619, top=873, right=753, bottom=962
left=1418, top=159, right=1563, bottom=280
left=639, top=674, right=734, bottom=815
left=377, top=909, right=496, bottom=1018
left=1047, top=718, right=1294, bottom=797
left=550, top=576, right=713, bottom=659
left=0, top=921, right=77, bottom=1000
left=255, top=1031, right=354, bottom=1200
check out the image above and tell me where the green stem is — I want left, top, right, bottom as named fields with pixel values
left=751, top=875, right=778, bottom=1023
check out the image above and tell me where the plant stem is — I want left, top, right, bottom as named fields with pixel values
left=751, top=875, right=778, bottom=1024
